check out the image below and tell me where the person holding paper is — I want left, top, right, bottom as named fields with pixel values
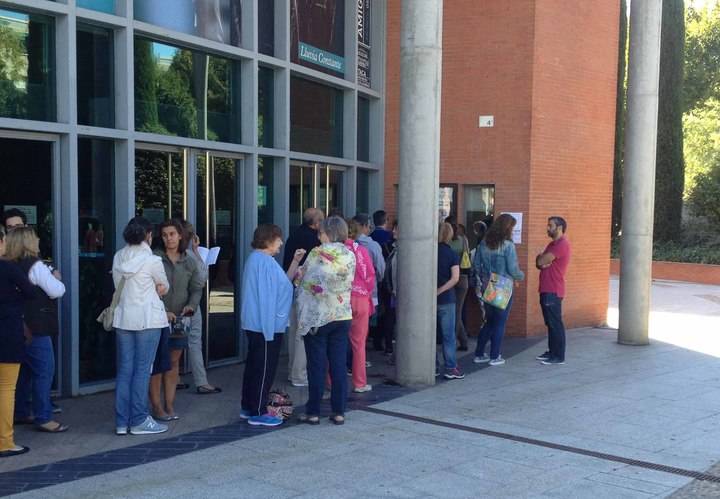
left=181, top=221, right=221, bottom=395
left=472, top=214, right=524, bottom=366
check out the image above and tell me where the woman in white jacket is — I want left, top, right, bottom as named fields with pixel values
left=112, top=217, right=170, bottom=436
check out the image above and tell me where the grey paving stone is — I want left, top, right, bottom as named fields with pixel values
left=541, top=478, right=656, bottom=499
left=586, top=471, right=675, bottom=495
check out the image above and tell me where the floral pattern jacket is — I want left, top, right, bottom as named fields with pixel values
left=295, top=242, right=356, bottom=335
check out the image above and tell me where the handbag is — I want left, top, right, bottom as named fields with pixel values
left=481, top=272, right=514, bottom=310
left=169, top=316, right=190, bottom=339
left=96, top=277, right=126, bottom=332
left=459, top=237, right=472, bottom=270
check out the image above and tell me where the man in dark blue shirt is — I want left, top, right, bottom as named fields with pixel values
left=370, top=210, right=394, bottom=259
left=437, top=222, right=464, bottom=379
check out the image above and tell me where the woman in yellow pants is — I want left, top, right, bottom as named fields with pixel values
left=0, top=226, right=35, bottom=458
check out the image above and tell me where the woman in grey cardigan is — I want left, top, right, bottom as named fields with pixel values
left=150, top=219, right=204, bottom=421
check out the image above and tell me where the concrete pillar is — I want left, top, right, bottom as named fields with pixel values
left=396, top=0, right=443, bottom=386
left=618, top=0, right=663, bottom=346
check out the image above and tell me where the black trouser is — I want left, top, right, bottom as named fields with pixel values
left=241, top=331, right=284, bottom=417
left=540, top=293, right=565, bottom=361
left=372, top=287, right=394, bottom=351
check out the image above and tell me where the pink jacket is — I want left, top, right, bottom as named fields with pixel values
left=344, top=239, right=376, bottom=315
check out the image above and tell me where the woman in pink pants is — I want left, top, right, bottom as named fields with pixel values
left=345, top=220, right=376, bottom=393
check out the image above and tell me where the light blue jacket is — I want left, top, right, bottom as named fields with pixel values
left=473, top=240, right=525, bottom=283
left=241, top=251, right=293, bottom=340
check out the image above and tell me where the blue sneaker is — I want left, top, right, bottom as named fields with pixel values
left=239, top=409, right=251, bottom=420
left=248, top=414, right=283, bottom=427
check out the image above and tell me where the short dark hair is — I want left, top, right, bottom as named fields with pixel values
left=122, top=217, right=153, bottom=245
left=252, top=224, right=283, bottom=249
left=158, top=219, right=188, bottom=253
left=373, top=210, right=387, bottom=227
left=2, top=208, right=27, bottom=227
left=548, top=216, right=567, bottom=233
left=353, top=213, right=371, bottom=227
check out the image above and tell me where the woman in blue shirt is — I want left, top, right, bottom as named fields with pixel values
left=240, top=224, right=304, bottom=427
left=473, top=214, right=525, bottom=366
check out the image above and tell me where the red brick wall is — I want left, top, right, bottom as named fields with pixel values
left=384, top=1, right=619, bottom=336
left=610, top=260, right=720, bottom=286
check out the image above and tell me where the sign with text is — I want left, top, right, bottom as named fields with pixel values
left=298, top=42, right=345, bottom=73
left=291, top=0, right=345, bottom=76
left=357, top=0, right=371, bottom=87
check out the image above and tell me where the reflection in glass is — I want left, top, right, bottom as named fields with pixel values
left=290, top=0, right=345, bottom=77
left=357, top=96, right=370, bottom=162
left=0, top=8, right=55, bottom=121
left=258, top=156, right=275, bottom=225
left=289, top=164, right=315, bottom=230
left=134, top=149, right=186, bottom=235
left=134, top=37, right=241, bottom=143
left=438, top=185, right=456, bottom=221
left=78, top=139, right=116, bottom=384
left=77, top=0, right=115, bottom=14
left=258, top=66, right=274, bottom=148
left=77, top=24, right=114, bottom=128
left=134, top=0, right=242, bottom=47
left=323, top=168, right=343, bottom=216
left=197, top=155, right=239, bottom=364
left=0, top=138, right=53, bottom=258
left=464, top=185, right=495, bottom=248
left=290, top=77, right=343, bottom=157
left=356, top=169, right=370, bottom=215
left=258, top=0, right=274, bottom=56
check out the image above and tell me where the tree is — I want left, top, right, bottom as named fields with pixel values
left=653, top=0, right=686, bottom=241
left=612, top=0, right=628, bottom=238
left=684, top=3, right=720, bottom=112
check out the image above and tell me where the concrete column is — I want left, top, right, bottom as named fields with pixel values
left=618, top=0, right=663, bottom=346
left=396, top=0, right=443, bottom=386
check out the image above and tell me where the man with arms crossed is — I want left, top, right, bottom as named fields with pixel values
left=535, top=216, right=570, bottom=365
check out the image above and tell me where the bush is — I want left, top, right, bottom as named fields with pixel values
left=689, top=167, right=720, bottom=227
left=610, top=220, right=720, bottom=265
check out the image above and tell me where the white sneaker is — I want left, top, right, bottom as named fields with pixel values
left=489, top=356, right=506, bottom=366
left=129, top=416, right=168, bottom=435
left=291, top=381, right=308, bottom=387
left=473, top=355, right=491, bottom=364
left=115, top=427, right=128, bottom=436
left=353, top=385, right=372, bottom=393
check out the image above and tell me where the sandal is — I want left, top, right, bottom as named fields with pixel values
left=36, top=421, right=69, bottom=433
left=196, top=385, right=222, bottom=394
left=0, top=445, right=30, bottom=458
left=297, top=414, right=320, bottom=425
left=329, top=414, right=345, bottom=426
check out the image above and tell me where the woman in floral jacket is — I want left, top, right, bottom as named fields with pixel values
left=295, top=216, right=356, bottom=425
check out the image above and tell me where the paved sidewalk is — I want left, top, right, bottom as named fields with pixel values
left=2, top=278, right=720, bottom=498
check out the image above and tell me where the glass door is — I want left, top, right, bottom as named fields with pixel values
left=196, top=152, right=241, bottom=365
left=290, top=162, right=344, bottom=227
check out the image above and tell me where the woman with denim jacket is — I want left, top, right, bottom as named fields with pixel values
left=472, top=214, right=524, bottom=366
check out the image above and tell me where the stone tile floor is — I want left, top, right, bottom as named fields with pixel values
left=1, top=277, right=719, bottom=498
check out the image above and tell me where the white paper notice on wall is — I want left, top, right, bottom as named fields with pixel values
left=502, top=212, right=523, bottom=244
left=478, top=115, right=494, bottom=128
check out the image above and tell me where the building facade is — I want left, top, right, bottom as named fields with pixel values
left=384, top=0, right=621, bottom=337
left=0, top=0, right=386, bottom=396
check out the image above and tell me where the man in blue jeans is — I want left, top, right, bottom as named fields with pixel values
left=437, top=222, right=464, bottom=379
left=535, top=216, right=571, bottom=365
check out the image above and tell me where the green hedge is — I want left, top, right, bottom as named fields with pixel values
left=611, top=238, right=720, bottom=265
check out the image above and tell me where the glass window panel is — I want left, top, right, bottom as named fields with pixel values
left=134, top=37, right=241, bottom=143
left=464, top=185, right=495, bottom=248
left=290, top=77, right=343, bottom=157
left=78, top=0, right=116, bottom=14
left=356, top=169, right=369, bottom=215
left=77, top=25, right=114, bottom=128
left=258, top=0, right=274, bottom=56
left=134, top=0, right=242, bottom=47
left=135, top=149, right=186, bottom=241
left=438, top=185, right=457, bottom=222
left=289, top=164, right=314, bottom=231
left=78, top=139, right=116, bottom=384
left=357, top=96, right=370, bottom=162
left=290, top=0, right=345, bottom=77
left=0, top=8, right=55, bottom=121
left=319, top=167, right=343, bottom=217
left=258, top=66, right=274, bottom=148
left=258, top=156, right=275, bottom=225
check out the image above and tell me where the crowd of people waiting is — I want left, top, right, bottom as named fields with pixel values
left=0, top=203, right=570, bottom=458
